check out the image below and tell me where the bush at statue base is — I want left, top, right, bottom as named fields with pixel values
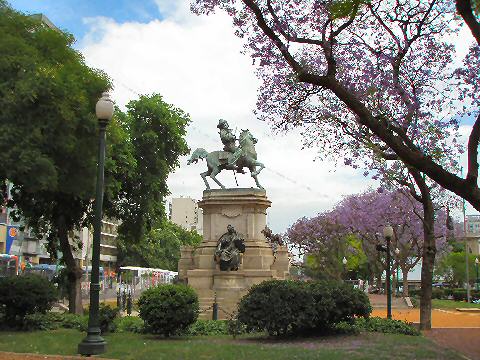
left=238, top=280, right=316, bottom=336
left=138, top=284, right=199, bottom=336
left=237, top=280, right=371, bottom=336
left=307, top=280, right=371, bottom=327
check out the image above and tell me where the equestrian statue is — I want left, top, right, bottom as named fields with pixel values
left=187, top=119, right=265, bottom=189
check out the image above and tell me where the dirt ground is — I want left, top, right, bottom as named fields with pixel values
left=373, top=308, right=480, bottom=359
left=424, top=328, right=480, bottom=360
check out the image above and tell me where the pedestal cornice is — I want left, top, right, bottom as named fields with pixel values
left=199, top=188, right=271, bottom=209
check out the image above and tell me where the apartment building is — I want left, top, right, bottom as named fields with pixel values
left=80, top=219, right=119, bottom=272
left=465, top=215, right=480, bottom=255
left=169, top=197, right=203, bottom=235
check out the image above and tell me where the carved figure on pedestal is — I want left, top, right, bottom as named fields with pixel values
left=214, top=224, right=245, bottom=271
left=187, top=119, right=265, bottom=189
left=261, top=225, right=284, bottom=257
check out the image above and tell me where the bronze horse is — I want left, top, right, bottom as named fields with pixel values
left=187, top=129, right=265, bottom=189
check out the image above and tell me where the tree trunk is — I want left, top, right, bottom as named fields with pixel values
left=410, top=169, right=436, bottom=330
left=67, top=273, right=83, bottom=314
left=420, top=222, right=435, bottom=330
left=401, top=266, right=409, bottom=297
left=57, top=214, right=83, bottom=314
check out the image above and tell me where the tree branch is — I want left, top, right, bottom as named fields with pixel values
left=456, top=0, right=480, bottom=45
left=467, top=112, right=480, bottom=187
left=266, top=0, right=324, bottom=46
left=244, top=0, right=480, bottom=211
left=242, top=0, right=304, bottom=74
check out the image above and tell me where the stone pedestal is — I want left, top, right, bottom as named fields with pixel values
left=178, top=188, right=290, bottom=319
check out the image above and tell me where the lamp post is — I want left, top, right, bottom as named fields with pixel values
left=395, top=247, right=400, bottom=297
left=78, top=92, right=114, bottom=356
left=476, top=258, right=479, bottom=292
left=383, top=226, right=394, bottom=320
left=342, top=257, right=347, bottom=282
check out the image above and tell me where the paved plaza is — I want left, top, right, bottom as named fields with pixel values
left=371, top=308, right=480, bottom=328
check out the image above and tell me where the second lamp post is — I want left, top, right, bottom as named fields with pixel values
left=342, top=257, right=347, bottom=282
left=476, top=257, right=479, bottom=291
left=383, top=226, right=393, bottom=319
left=395, top=247, right=400, bottom=297
left=376, top=226, right=394, bottom=319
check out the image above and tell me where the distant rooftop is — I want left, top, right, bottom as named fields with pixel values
left=29, top=14, right=59, bottom=31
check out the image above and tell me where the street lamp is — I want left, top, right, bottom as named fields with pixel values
left=342, top=257, right=347, bottom=281
left=476, top=257, right=479, bottom=291
left=78, top=92, right=114, bottom=356
left=383, top=226, right=394, bottom=320
left=395, top=247, right=400, bottom=297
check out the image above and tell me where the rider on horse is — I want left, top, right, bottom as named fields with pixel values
left=217, top=119, right=236, bottom=152
left=188, top=120, right=265, bottom=190
left=217, top=119, right=244, bottom=173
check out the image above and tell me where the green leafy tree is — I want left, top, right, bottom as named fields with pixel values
left=117, top=221, right=202, bottom=270
left=0, top=3, right=190, bottom=313
left=104, top=95, right=190, bottom=241
left=0, top=2, right=110, bottom=313
left=435, top=252, right=477, bottom=287
left=302, top=234, right=368, bottom=281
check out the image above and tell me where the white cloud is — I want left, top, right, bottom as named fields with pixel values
left=79, top=0, right=379, bottom=232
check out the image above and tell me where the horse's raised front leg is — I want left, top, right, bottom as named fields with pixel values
left=201, top=171, right=211, bottom=190
left=210, top=167, right=226, bottom=189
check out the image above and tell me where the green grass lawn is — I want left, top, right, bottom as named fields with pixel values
left=432, top=299, right=480, bottom=309
left=0, top=329, right=465, bottom=360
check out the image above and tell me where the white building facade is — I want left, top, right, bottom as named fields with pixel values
left=169, top=197, right=203, bottom=235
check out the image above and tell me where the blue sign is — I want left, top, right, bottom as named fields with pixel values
left=6, top=226, right=18, bottom=254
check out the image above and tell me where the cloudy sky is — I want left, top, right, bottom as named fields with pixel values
left=9, top=0, right=479, bottom=233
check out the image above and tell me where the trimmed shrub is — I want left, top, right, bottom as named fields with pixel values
left=226, top=318, right=248, bottom=336
left=23, top=312, right=62, bottom=331
left=138, top=284, right=199, bottom=336
left=98, top=304, right=119, bottom=333
left=332, top=321, right=361, bottom=335
left=114, top=316, right=144, bottom=333
left=355, top=317, right=420, bottom=336
left=59, top=313, right=88, bottom=331
left=452, top=289, right=467, bottom=301
left=444, top=288, right=454, bottom=298
left=307, top=281, right=371, bottom=329
left=238, top=280, right=316, bottom=336
left=21, top=312, right=88, bottom=331
left=186, top=319, right=229, bottom=336
left=0, top=275, right=58, bottom=326
left=431, top=288, right=445, bottom=300
left=237, top=280, right=371, bottom=336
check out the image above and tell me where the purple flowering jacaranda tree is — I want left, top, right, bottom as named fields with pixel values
left=191, top=0, right=479, bottom=210
left=190, top=0, right=473, bottom=330
left=287, top=189, right=449, bottom=296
